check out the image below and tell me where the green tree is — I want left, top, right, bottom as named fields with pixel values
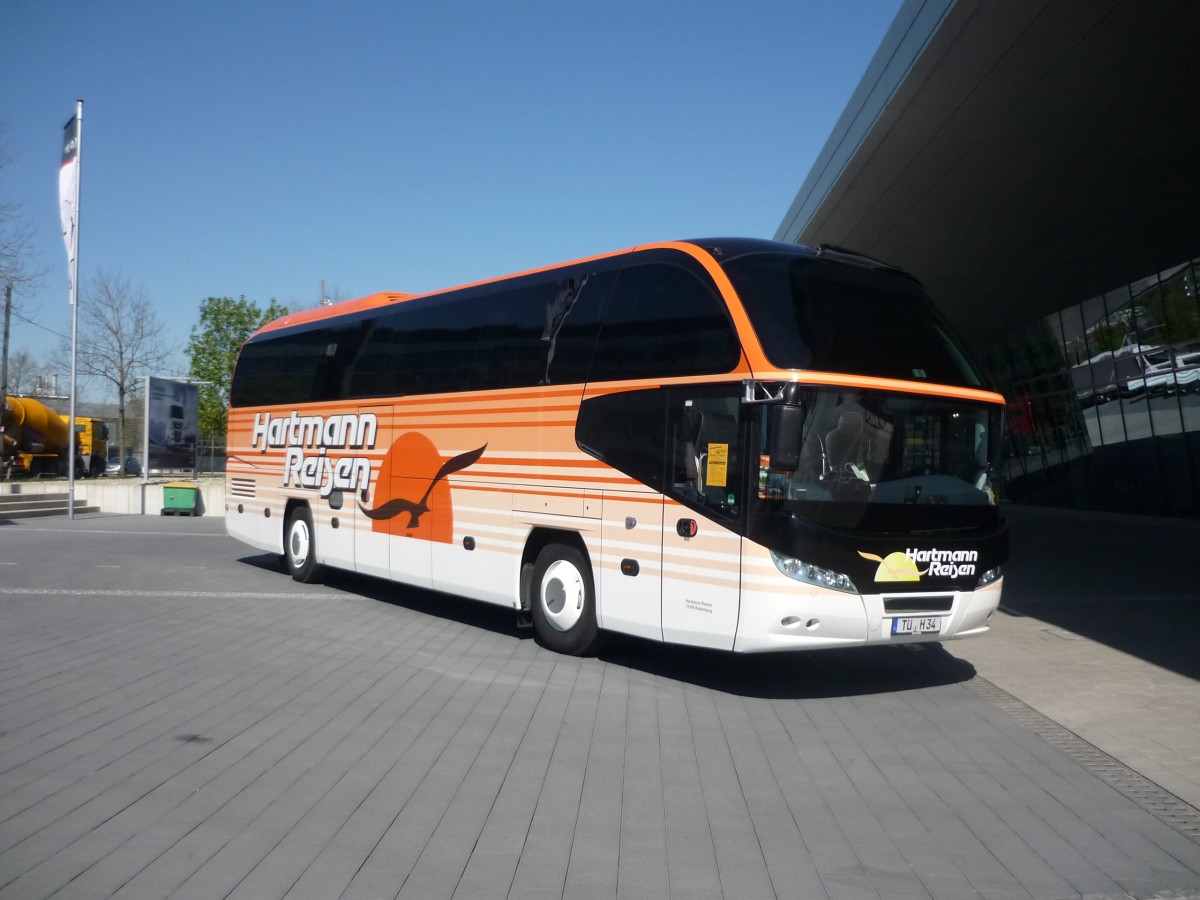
left=1148, top=272, right=1200, bottom=347
left=187, top=296, right=287, bottom=438
left=1088, top=320, right=1127, bottom=354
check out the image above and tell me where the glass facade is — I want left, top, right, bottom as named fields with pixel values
left=985, top=257, right=1200, bottom=516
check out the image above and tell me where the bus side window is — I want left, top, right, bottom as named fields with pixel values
left=394, top=301, right=481, bottom=396
left=472, top=285, right=551, bottom=392
left=338, top=266, right=616, bottom=398
left=234, top=329, right=328, bottom=407
left=347, top=320, right=403, bottom=399
left=577, top=388, right=666, bottom=490
left=545, top=269, right=615, bottom=386
left=578, top=388, right=745, bottom=524
left=669, top=390, right=743, bottom=519
left=588, top=261, right=740, bottom=383
left=315, top=322, right=370, bottom=401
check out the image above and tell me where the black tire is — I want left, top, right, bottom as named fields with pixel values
left=284, top=506, right=324, bottom=583
left=529, top=542, right=602, bottom=656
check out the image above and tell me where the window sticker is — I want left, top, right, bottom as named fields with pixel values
left=706, top=442, right=729, bottom=487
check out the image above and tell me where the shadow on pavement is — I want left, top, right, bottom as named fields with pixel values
left=242, top=553, right=977, bottom=700
left=1001, top=505, right=1200, bottom=681
left=596, top=638, right=976, bottom=700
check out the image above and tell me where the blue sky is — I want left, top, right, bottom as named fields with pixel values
left=2, top=0, right=900, bottom=380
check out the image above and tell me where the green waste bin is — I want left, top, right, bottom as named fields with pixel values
left=161, top=481, right=200, bottom=516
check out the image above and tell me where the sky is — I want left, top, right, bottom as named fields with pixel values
left=2, top=0, right=901, bottom=384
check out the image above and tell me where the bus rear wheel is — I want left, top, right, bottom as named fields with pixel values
left=285, top=506, right=324, bottom=583
left=530, top=543, right=601, bottom=656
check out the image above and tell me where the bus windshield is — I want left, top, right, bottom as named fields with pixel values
left=757, top=386, right=1003, bottom=532
left=721, top=250, right=985, bottom=387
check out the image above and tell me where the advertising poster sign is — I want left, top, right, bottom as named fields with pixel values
left=145, top=376, right=199, bottom=472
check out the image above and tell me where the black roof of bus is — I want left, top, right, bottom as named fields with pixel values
left=684, top=238, right=919, bottom=281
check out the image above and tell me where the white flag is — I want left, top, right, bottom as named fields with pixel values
left=59, top=113, right=81, bottom=301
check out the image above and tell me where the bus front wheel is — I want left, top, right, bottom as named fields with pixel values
left=285, top=506, right=324, bottom=583
left=530, top=543, right=601, bottom=656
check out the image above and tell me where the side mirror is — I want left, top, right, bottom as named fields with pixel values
left=768, top=402, right=803, bottom=470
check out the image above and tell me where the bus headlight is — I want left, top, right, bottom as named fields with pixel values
left=976, top=566, right=1002, bottom=588
left=771, top=551, right=858, bottom=594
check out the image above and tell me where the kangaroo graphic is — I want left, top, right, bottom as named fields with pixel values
left=359, top=443, right=487, bottom=527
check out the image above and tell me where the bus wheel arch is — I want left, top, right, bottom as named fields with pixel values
left=283, top=500, right=324, bottom=584
left=524, top=530, right=602, bottom=656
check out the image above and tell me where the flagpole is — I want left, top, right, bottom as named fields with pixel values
left=67, top=99, right=82, bottom=519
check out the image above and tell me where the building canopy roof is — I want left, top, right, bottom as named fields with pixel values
left=776, top=0, right=1200, bottom=352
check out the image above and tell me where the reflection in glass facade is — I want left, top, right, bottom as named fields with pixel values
left=985, top=257, right=1200, bottom=516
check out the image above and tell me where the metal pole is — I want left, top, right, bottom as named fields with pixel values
left=67, top=99, right=83, bottom=519
left=1, top=283, right=10, bottom=483
left=142, top=374, right=150, bottom=515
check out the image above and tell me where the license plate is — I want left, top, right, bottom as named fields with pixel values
left=891, top=616, right=941, bottom=635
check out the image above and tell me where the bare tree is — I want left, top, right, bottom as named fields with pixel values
left=4, top=349, right=36, bottom=395
left=65, top=269, right=173, bottom=467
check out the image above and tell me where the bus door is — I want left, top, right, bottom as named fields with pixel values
left=578, top=384, right=744, bottom=649
left=660, top=391, right=744, bottom=651
left=661, top=501, right=741, bottom=650
left=598, top=492, right=664, bottom=642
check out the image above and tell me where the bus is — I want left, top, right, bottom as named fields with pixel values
left=225, top=238, right=1007, bottom=655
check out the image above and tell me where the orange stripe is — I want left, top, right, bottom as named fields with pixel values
left=391, top=404, right=580, bottom=418
left=254, top=292, right=413, bottom=333
left=458, top=471, right=628, bottom=485
left=455, top=480, right=646, bottom=498
left=389, top=387, right=585, bottom=405
left=228, top=420, right=579, bottom=435
left=752, top=369, right=1006, bottom=405
left=389, top=419, right=578, bottom=430
left=477, top=457, right=602, bottom=469
left=229, top=400, right=580, bottom=422
left=227, top=389, right=585, bottom=418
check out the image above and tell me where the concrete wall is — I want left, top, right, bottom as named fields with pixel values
left=0, top=476, right=225, bottom=516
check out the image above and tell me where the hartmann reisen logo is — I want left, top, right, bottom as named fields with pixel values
left=859, top=548, right=978, bottom=582
left=252, top=411, right=377, bottom=499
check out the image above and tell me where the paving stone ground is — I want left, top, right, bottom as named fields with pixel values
left=0, top=507, right=1198, bottom=899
